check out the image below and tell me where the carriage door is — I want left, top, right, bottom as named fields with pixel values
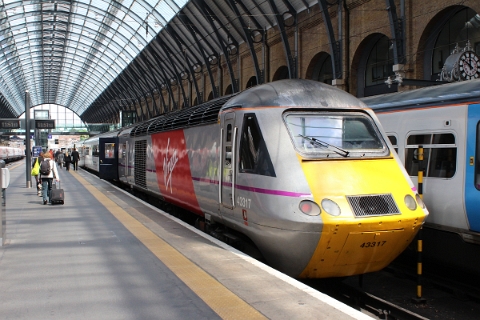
left=221, top=112, right=237, bottom=209
left=99, top=137, right=118, bottom=180
left=465, top=104, right=480, bottom=232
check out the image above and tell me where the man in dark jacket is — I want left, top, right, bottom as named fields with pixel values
left=71, top=148, right=80, bottom=171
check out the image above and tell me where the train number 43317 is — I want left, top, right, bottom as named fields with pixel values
left=360, top=241, right=387, bottom=248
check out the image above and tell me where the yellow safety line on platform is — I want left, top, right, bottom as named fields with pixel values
left=70, top=170, right=266, bottom=320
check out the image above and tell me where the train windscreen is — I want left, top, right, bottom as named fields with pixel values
left=284, top=111, right=388, bottom=158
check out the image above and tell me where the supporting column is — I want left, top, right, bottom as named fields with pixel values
left=25, top=91, right=32, bottom=189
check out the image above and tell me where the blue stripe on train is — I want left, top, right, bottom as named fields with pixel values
left=466, top=104, right=480, bottom=232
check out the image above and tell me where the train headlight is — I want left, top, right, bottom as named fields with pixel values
left=321, top=199, right=341, bottom=216
left=299, top=200, right=321, bottom=216
left=415, top=194, right=426, bottom=209
left=404, top=194, right=417, bottom=211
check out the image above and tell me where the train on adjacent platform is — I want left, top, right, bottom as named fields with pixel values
left=0, top=146, right=24, bottom=162
left=362, top=78, right=480, bottom=278
left=78, top=80, right=428, bottom=279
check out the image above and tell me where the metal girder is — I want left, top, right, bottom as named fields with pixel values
left=164, top=24, right=198, bottom=104
left=174, top=11, right=212, bottom=102
left=165, top=14, right=200, bottom=105
left=136, top=54, right=161, bottom=115
left=318, top=0, right=342, bottom=79
left=266, top=0, right=297, bottom=79
left=116, top=72, right=143, bottom=121
left=192, top=0, right=238, bottom=93
left=153, top=37, right=188, bottom=109
left=146, top=46, right=178, bottom=111
left=385, top=0, right=405, bottom=64
left=226, top=0, right=262, bottom=85
left=130, top=60, right=153, bottom=119
left=140, top=51, right=166, bottom=114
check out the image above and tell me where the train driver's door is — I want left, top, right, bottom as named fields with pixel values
left=221, top=112, right=237, bottom=209
left=99, top=137, right=118, bottom=180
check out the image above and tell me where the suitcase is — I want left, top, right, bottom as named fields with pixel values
left=50, top=181, right=64, bottom=205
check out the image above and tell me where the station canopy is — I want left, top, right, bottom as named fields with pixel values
left=0, top=0, right=314, bottom=122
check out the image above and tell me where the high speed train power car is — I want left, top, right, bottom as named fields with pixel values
left=80, top=79, right=428, bottom=278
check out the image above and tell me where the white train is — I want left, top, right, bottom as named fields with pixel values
left=0, top=146, right=24, bottom=162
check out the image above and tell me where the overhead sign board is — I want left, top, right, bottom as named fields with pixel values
left=35, top=119, right=55, bottom=129
left=0, top=119, right=20, bottom=129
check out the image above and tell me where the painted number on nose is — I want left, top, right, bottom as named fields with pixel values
left=360, top=241, right=387, bottom=248
left=236, top=196, right=251, bottom=208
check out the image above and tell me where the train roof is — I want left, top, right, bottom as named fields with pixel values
left=129, top=80, right=366, bottom=138
left=223, top=79, right=365, bottom=110
left=361, top=79, right=480, bottom=111
left=129, top=93, right=238, bottom=138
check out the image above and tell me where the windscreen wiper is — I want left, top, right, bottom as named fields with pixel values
left=298, top=134, right=350, bottom=157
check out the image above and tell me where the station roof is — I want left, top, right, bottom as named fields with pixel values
left=0, top=0, right=315, bottom=122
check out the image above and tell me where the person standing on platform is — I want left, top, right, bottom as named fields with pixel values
left=40, top=152, right=59, bottom=205
left=64, top=152, right=72, bottom=171
left=48, top=149, right=54, bottom=160
left=55, top=149, right=61, bottom=163
left=57, top=151, right=64, bottom=170
left=71, top=148, right=80, bottom=171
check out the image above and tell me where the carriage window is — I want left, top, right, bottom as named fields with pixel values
left=388, top=135, right=398, bottom=154
left=105, top=143, right=115, bottom=158
left=226, top=124, right=232, bottom=142
left=239, top=114, right=276, bottom=177
left=284, top=111, right=388, bottom=158
left=92, top=145, right=99, bottom=157
left=405, top=133, right=456, bottom=178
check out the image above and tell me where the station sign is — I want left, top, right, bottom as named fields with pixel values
left=35, top=119, right=55, bottom=129
left=0, top=119, right=20, bottom=129
left=32, top=146, right=42, bottom=157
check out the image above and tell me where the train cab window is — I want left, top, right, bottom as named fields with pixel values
left=239, top=114, right=276, bottom=177
left=92, top=145, right=99, bottom=157
left=284, top=111, right=388, bottom=158
left=388, top=135, right=398, bottom=154
left=405, top=133, right=456, bottom=178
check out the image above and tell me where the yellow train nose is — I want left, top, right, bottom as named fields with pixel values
left=297, top=157, right=427, bottom=278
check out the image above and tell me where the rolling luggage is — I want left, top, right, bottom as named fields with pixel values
left=50, top=181, right=64, bottom=205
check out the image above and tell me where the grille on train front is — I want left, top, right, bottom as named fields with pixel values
left=346, top=194, right=400, bottom=217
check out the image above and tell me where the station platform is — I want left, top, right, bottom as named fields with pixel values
left=0, top=160, right=371, bottom=319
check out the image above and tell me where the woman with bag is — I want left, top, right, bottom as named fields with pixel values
left=31, top=152, right=44, bottom=196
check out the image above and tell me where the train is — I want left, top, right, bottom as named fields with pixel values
left=79, top=79, right=428, bottom=278
left=362, top=78, right=480, bottom=277
left=0, top=146, right=24, bottom=163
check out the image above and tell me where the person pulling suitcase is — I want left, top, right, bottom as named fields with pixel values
left=39, top=152, right=60, bottom=205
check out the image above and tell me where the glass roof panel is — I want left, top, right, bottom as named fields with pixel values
left=0, top=0, right=185, bottom=117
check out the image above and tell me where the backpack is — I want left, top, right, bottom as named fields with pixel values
left=40, top=159, right=51, bottom=175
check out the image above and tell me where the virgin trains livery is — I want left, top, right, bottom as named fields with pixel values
left=79, top=80, right=428, bottom=278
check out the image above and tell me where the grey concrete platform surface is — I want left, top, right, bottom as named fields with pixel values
left=0, top=160, right=371, bottom=320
